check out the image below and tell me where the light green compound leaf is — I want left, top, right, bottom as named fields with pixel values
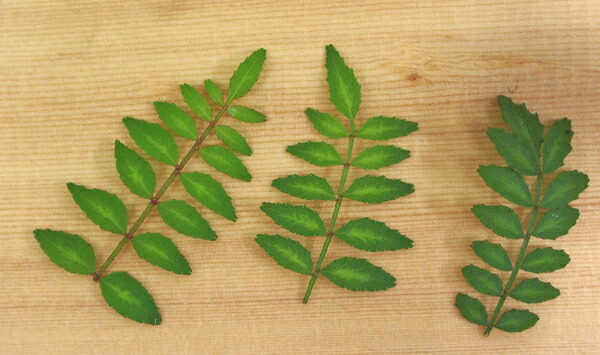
left=351, top=145, right=410, bottom=170
left=157, top=200, right=217, bottom=241
left=335, top=217, right=413, bottom=251
left=199, top=145, right=251, bottom=182
left=305, top=108, right=349, bottom=138
left=344, top=175, right=414, bottom=204
left=461, top=264, right=503, bottom=296
left=227, top=48, right=266, bottom=103
left=272, top=174, right=336, bottom=201
left=497, top=96, right=544, bottom=156
left=33, top=229, right=96, bottom=275
left=180, top=83, right=212, bottom=122
left=153, top=102, right=197, bottom=140
left=286, top=141, right=343, bottom=167
left=123, top=117, right=179, bottom=166
left=227, top=105, right=266, bottom=123
left=114, top=140, right=156, bottom=199
left=494, top=309, right=539, bottom=333
left=542, top=118, right=573, bottom=174
left=521, top=247, right=570, bottom=273
left=470, top=240, right=512, bottom=271
left=67, top=183, right=128, bottom=234
left=260, top=202, right=326, bottom=237
left=510, top=278, right=560, bottom=304
left=487, top=127, right=539, bottom=176
left=356, top=116, right=418, bottom=141
left=477, top=165, right=533, bottom=207
left=204, top=79, right=224, bottom=106
left=471, top=204, right=524, bottom=239
left=321, top=257, right=396, bottom=291
left=215, top=126, right=252, bottom=156
left=180, top=172, right=236, bottom=222
left=455, top=293, right=488, bottom=326
left=533, top=207, right=579, bottom=240
left=255, top=234, right=313, bottom=275
left=100, top=272, right=161, bottom=325
left=132, top=233, right=191, bottom=275
left=540, top=170, right=589, bottom=209
left=325, top=45, right=361, bottom=120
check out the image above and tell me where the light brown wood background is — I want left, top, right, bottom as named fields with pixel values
left=1, top=0, right=599, bottom=353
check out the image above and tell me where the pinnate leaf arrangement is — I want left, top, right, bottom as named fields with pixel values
left=455, top=96, right=589, bottom=335
left=256, top=45, right=418, bottom=303
left=33, top=49, right=267, bottom=325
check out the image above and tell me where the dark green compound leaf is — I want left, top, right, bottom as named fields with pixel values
left=477, top=165, right=533, bottom=207
left=321, top=257, right=396, bottom=291
left=100, top=272, right=161, bottom=325
left=471, top=240, right=512, bottom=271
left=132, top=233, right=191, bottom=275
left=471, top=204, right=524, bottom=239
left=305, top=107, right=349, bottom=138
left=227, top=105, right=266, bottom=123
left=114, top=140, right=156, bottom=199
left=356, top=116, right=418, bottom=141
left=351, top=145, right=410, bottom=170
left=204, top=79, right=224, bottom=106
left=215, top=125, right=252, bottom=156
left=344, top=175, right=414, bottom=204
left=325, top=44, right=361, bottom=120
left=455, top=293, right=488, bottom=326
left=461, top=264, right=503, bottom=296
left=153, top=102, right=197, bottom=140
left=180, top=172, right=236, bottom=222
left=227, top=48, right=266, bottom=104
left=180, top=83, right=212, bottom=122
left=540, top=170, right=589, bottom=209
left=272, top=174, right=336, bottom=201
left=542, top=118, right=573, bottom=174
left=260, top=202, right=327, bottom=237
left=533, top=207, right=579, bottom=240
left=497, top=96, right=544, bottom=156
left=286, top=141, right=343, bottom=167
left=33, top=229, right=96, bottom=275
left=487, top=127, right=539, bottom=176
left=494, top=309, right=539, bottom=333
left=510, top=278, right=560, bottom=304
left=255, top=234, right=313, bottom=275
left=67, top=183, right=128, bottom=234
left=335, top=218, right=413, bottom=252
left=521, top=247, right=570, bottom=273
left=199, top=145, right=251, bottom=182
left=157, top=200, right=217, bottom=241
left=123, top=117, right=179, bottom=166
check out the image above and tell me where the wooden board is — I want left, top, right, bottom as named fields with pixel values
left=1, top=0, right=599, bottom=353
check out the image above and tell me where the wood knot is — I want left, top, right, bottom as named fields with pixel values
left=406, top=73, right=419, bottom=82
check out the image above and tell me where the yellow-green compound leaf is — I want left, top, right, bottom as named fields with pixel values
left=132, top=233, right=191, bottom=275
left=542, top=118, right=573, bottom=174
left=114, top=140, right=156, bottom=199
left=255, top=234, right=313, bottom=275
left=271, top=174, right=336, bottom=201
left=498, top=96, right=544, bottom=156
left=204, top=79, right=224, bottom=106
left=153, top=102, right=198, bottom=140
left=461, top=264, right=503, bottom=296
left=510, top=278, right=560, bottom=304
left=321, top=257, right=396, bottom=291
left=345, top=175, right=414, bottom=204
left=521, top=247, right=570, bottom=273
left=494, top=309, right=538, bottom=333
left=286, top=141, right=343, bottom=167
left=533, top=207, right=579, bottom=240
left=215, top=126, right=252, bottom=156
left=260, top=202, right=326, bottom=237
left=334, top=218, right=413, bottom=251
left=455, top=293, right=488, bottom=326
left=227, top=105, right=266, bottom=124
left=199, top=145, right=251, bottom=182
left=180, top=172, right=236, bottom=222
left=227, top=48, right=266, bottom=104
left=477, top=165, right=533, bottom=207
left=180, top=83, right=212, bottom=122
left=33, top=229, right=95, bottom=275
left=470, top=240, right=512, bottom=271
left=157, top=200, right=217, bottom=241
left=540, top=170, right=589, bottom=209
left=305, top=107, right=349, bottom=138
left=67, top=183, right=128, bottom=234
left=487, top=128, right=539, bottom=176
left=100, top=272, right=161, bottom=325
left=123, top=117, right=179, bottom=166
left=471, top=205, right=524, bottom=239
left=356, top=116, right=418, bottom=141
left=351, top=145, right=410, bottom=170
left=325, top=45, right=361, bottom=120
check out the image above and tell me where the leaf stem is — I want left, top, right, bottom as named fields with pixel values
left=303, top=121, right=356, bottom=303
left=94, top=105, right=229, bottom=280
left=484, top=173, right=544, bottom=336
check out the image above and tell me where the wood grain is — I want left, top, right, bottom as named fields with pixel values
left=1, top=0, right=599, bottom=353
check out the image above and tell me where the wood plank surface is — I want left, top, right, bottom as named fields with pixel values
left=1, top=0, right=599, bottom=353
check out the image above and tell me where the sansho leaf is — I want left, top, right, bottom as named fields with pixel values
left=510, top=278, right=560, bottom=304
left=471, top=204, right=524, bottom=239
left=132, top=233, right=191, bottom=275
left=335, top=218, right=413, bottom=252
left=260, top=202, right=327, bottom=237
left=204, top=79, right=224, bottom=106
left=477, top=165, right=533, bottom=207
left=123, top=117, right=179, bottom=166
left=215, top=125, right=252, bottom=156
left=344, top=175, right=414, bottom=204
left=286, top=141, right=343, bottom=167
left=100, top=272, right=161, bottom=325
left=351, top=145, right=410, bottom=170
left=34, top=229, right=96, bottom=275
left=521, top=247, right=570, bottom=273
left=470, top=240, right=512, bottom=271
left=532, top=207, right=579, bottom=240
left=325, top=44, right=361, bottom=120
left=321, top=257, right=396, bottom=291
left=494, top=309, right=539, bottom=333
left=67, top=183, right=128, bottom=235
left=153, top=102, right=197, bottom=140
left=199, top=145, right=251, bottom=182
left=227, top=105, right=266, bottom=123
left=180, top=172, right=237, bottom=222
left=540, top=170, right=589, bottom=209
left=255, top=234, right=313, bottom=275
left=180, top=83, right=212, bottom=122
left=461, top=264, right=503, bottom=296
left=114, top=140, right=156, bottom=199
left=305, top=107, right=348, bottom=138
left=356, top=116, right=418, bottom=141
left=497, top=95, right=544, bottom=156
left=455, top=293, right=488, bottom=326
left=272, top=174, right=336, bottom=201
left=487, top=127, right=538, bottom=176
left=542, top=118, right=573, bottom=174
left=227, top=48, right=266, bottom=103
left=157, top=200, right=217, bottom=240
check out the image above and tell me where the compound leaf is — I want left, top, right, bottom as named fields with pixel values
left=114, top=140, right=156, bottom=199
left=260, top=202, right=326, bottom=237
left=180, top=83, right=212, bottom=122
left=487, top=127, right=538, bottom=176
left=471, top=204, right=524, bottom=239
left=227, top=48, right=266, bottom=103
left=510, top=278, right=560, bottom=304
left=461, top=264, right=503, bottom=296
left=325, top=45, right=361, bottom=120
left=494, top=309, right=538, bottom=333
left=157, top=200, right=217, bottom=241
left=356, top=116, right=418, bottom=141
left=521, top=247, right=570, bottom=273
left=345, top=175, right=414, bottom=203
left=478, top=165, right=533, bottom=207
left=470, top=240, right=512, bottom=271
left=100, top=272, right=161, bottom=325
left=67, top=183, right=128, bottom=235
left=540, top=170, right=589, bottom=209
left=305, top=107, right=348, bottom=138
left=199, top=145, right=251, bottom=182
left=533, top=207, right=579, bottom=240
left=335, top=217, right=413, bottom=251
left=321, top=257, right=396, bottom=291
left=455, top=293, right=488, bottom=326
left=351, top=145, right=410, bottom=170
left=542, top=118, right=573, bottom=174
left=153, top=102, right=197, bottom=140
left=33, top=229, right=96, bottom=275
left=180, top=172, right=236, bottom=222
left=132, top=233, right=191, bottom=275
left=286, top=141, right=343, bottom=167
left=255, top=234, right=313, bottom=275
left=227, top=105, right=266, bottom=123
left=204, top=79, right=224, bottom=106
left=215, top=125, right=252, bottom=156
left=123, top=117, right=179, bottom=166
left=272, top=174, right=336, bottom=201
